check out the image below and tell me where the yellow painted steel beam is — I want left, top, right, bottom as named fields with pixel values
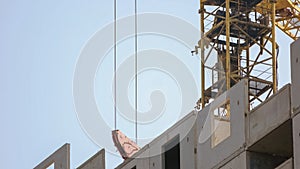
left=258, top=0, right=300, bottom=40
left=200, top=0, right=206, bottom=108
left=226, top=0, right=230, bottom=91
left=271, top=0, right=278, bottom=93
left=275, top=22, right=298, bottom=40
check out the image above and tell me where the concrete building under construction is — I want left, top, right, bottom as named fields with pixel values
left=34, top=36, right=300, bottom=169
left=34, top=0, right=300, bottom=168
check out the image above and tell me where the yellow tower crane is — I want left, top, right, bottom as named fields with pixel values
left=195, top=0, right=299, bottom=112
left=272, top=0, right=300, bottom=40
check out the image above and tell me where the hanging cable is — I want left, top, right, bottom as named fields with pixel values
left=114, top=0, right=117, bottom=130
left=134, top=0, right=138, bottom=144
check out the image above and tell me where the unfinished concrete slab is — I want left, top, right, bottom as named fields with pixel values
left=77, top=149, right=105, bottom=169
left=248, top=84, right=291, bottom=147
left=293, top=112, right=300, bottom=169
left=34, top=143, right=70, bottom=169
left=291, top=38, right=300, bottom=116
left=197, top=80, right=248, bottom=169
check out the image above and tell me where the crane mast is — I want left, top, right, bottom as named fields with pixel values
left=194, top=0, right=300, bottom=111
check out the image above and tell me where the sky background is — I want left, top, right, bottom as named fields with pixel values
left=0, top=0, right=294, bottom=169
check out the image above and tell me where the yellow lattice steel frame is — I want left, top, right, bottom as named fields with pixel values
left=258, top=0, right=300, bottom=40
left=196, top=0, right=278, bottom=110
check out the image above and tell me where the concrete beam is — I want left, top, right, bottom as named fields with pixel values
left=77, top=149, right=105, bottom=169
left=34, top=143, right=70, bottom=169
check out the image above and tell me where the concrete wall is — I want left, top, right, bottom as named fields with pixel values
left=137, top=149, right=150, bottom=169
left=180, top=125, right=196, bottom=169
left=115, top=80, right=249, bottom=169
left=77, top=149, right=105, bottom=169
left=293, top=113, right=300, bottom=169
left=114, top=59, right=299, bottom=169
left=291, top=38, right=300, bottom=116
left=197, top=80, right=248, bottom=169
left=115, top=110, right=197, bottom=169
left=248, top=84, right=291, bottom=147
left=34, top=143, right=70, bottom=169
left=220, top=152, right=247, bottom=169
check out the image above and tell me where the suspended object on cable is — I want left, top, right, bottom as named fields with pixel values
left=111, top=0, right=140, bottom=159
left=112, top=130, right=140, bottom=159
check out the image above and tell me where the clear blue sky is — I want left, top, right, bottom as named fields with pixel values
left=0, top=0, right=293, bottom=169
